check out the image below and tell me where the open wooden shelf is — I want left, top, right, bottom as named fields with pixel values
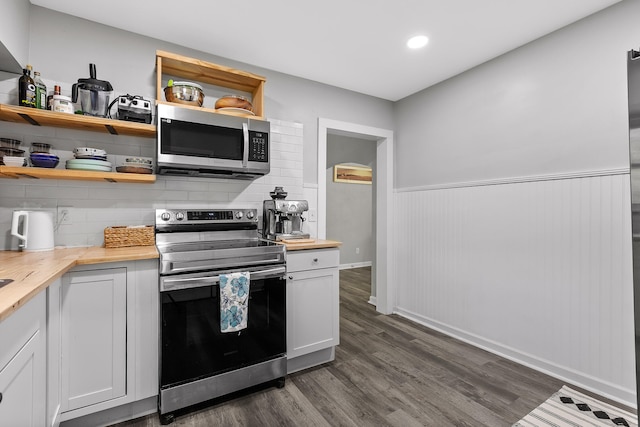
left=0, top=104, right=156, bottom=138
left=156, top=50, right=266, bottom=120
left=0, top=166, right=156, bottom=183
left=155, top=100, right=260, bottom=119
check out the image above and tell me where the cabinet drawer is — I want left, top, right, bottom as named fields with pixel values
left=286, top=248, right=339, bottom=273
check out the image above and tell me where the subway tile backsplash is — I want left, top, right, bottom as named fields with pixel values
left=0, top=118, right=304, bottom=250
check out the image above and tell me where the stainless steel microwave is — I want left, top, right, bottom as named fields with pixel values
left=156, top=103, right=270, bottom=179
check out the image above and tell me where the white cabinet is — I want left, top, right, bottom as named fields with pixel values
left=0, top=291, right=46, bottom=426
left=48, top=260, right=159, bottom=424
left=286, top=248, right=339, bottom=373
left=60, top=267, right=127, bottom=411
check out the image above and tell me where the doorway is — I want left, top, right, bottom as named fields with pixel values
left=317, top=118, right=394, bottom=315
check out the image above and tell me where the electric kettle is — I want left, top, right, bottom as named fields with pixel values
left=72, top=63, right=113, bottom=117
left=11, top=210, right=55, bottom=251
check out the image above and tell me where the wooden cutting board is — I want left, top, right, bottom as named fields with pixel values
left=280, top=238, right=316, bottom=244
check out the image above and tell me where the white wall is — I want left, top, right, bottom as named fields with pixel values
left=326, top=134, right=376, bottom=267
left=0, top=119, right=303, bottom=249
left=392, top=0, right=640, bottom=407
left=23, top=6, right=394, bottom=186
left=394, top=2, right=635, bottom=188
left=0, top=5, right=393, bottom=248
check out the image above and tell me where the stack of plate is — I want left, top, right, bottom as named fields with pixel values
left=116, top=157, right=153, bottom=174
left=67, top=147, right=111, bottom=172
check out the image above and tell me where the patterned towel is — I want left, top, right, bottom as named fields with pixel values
left=219, top=272, right=250, bottom=333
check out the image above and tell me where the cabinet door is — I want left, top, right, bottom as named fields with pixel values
left=60, top=268, right=127, bottom=412
left=286, top=267, right=339, bottom=359
left=0, top=292, right=46, bottom=427
left=0, top=331, right=44, bottom=426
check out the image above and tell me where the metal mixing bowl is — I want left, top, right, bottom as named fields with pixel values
left=164, top=82, right=204, bottom=107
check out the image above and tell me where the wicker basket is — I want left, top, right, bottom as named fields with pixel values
left=104, top=225, right=154, bottom=248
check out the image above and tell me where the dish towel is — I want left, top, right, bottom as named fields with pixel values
left=219, top=272, right=250, bottom=333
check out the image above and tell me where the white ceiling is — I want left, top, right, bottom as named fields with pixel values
left=30, top=0, right=622, bottom=101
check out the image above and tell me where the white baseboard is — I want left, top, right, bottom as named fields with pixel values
left=339, top=261, right=372, bottom=270
left=394, top=307, right=637, bottom=409
left=368, top=296, right=377, bottom=306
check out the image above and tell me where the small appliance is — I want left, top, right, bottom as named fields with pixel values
left=72, top=63, right=113, bottom=117
left=11, top=210, right=54, bottom=251
left=117, top=95, right=152, bottom=124
left=156, top=103, right=270, bottom=179
left=262, top=188, right=310, bottom=241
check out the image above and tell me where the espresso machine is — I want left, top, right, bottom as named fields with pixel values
left=262, top=187, right=310, bottom=241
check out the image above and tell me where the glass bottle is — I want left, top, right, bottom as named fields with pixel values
left=33, top=71, right=47, bottom=110
left=18, top=65, right=36, bottom=108
left=47, top=85, right=61, bottom=110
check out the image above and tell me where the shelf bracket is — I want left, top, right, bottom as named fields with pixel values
left=18, top=113, right=40, bottom=126
left=105, top=125, right=118, bottom=135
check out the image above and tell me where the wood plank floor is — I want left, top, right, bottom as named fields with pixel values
left=115, top=267, right=635, bottom=426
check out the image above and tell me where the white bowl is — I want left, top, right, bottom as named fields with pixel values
left=73, top=147, right=106, bottom=157
left=3, top=157, right=26, bottom=167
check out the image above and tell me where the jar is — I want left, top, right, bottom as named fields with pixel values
left=52, top=95, right=73, bottom=114
left=30, top=142, right=51, bottom=153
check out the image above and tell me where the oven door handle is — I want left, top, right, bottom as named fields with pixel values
left=160, top=266, right=286, bottom=292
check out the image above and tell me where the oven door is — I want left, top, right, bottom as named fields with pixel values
left=159, top=265, right=286, bottom=390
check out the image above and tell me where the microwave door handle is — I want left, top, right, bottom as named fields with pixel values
left=242, top=122, right=249, bottom=167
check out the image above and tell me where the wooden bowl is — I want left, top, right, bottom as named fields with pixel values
left=215, top=95, right=253, bottom=112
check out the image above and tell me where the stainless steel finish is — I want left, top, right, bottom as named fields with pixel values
left=628, top=48, right=640, bottom=412
left=159, top=356, right=286, bottom=415
left=263, top=199, right=310, bottom=241
left=160, top=265, right=286, bottom=292
left=242, top=122, right=249, bottom=167
left=156, top=206, right=287, bottom=417
left=155, top=209, right=285, bottom=275
left=155, top=208, right=259, bottom=228
left=156, top=103, right=270, bottom=178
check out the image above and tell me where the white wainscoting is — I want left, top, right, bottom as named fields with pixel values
left=392, top=173, right=636, bottom=407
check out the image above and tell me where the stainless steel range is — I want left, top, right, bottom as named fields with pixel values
left=155, top=208, right=287, bottom=425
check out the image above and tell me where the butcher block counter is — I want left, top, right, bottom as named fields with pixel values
left=0, top=245, right=159, bottom=322
left=281, top=239, right=341, bottom=251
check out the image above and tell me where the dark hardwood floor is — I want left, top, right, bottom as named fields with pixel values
left=115, top=267, right=635, bottom=426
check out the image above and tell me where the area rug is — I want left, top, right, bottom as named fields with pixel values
left=513, top=385, right=637, bottom=427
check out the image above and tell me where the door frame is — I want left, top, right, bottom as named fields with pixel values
left=317, top=118, right=394, bottom=314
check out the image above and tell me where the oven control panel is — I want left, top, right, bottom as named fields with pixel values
left=156, top=209, right=258, bottom=226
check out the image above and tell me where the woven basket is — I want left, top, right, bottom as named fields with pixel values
left=104, top=225, right=154, bottom=248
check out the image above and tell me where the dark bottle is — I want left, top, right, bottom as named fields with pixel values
left=18, top=65, right=36, bottom=108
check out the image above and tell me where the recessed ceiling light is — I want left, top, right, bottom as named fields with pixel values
left=407, top=35, right=429, bottom=49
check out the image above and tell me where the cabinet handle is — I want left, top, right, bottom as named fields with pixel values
left=313, top=258, right=318, bottom=262
left=0, top=391, right=3, bottom=403
left=288, top=275, right=294, bottom=280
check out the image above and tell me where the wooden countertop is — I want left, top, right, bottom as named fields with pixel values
left=282, top=239, right=342, bottom=251
left=0, top=245, right=158, bottom=322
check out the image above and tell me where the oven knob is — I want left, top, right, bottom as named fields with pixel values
left=160, top=212, right=171, bottom=221
left=175, top=212, right=185, bottom=221
left=246, top=211, right=254, bottom=219
left=235, top=211, right=244, bottom=220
